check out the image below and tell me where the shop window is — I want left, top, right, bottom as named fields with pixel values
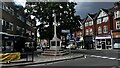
left=102, top=39, right=105, bottom=41
left=106, top=39, right=111, bottom=45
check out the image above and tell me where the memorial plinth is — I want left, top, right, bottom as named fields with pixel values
left=42, top=14, right=68, bottom=56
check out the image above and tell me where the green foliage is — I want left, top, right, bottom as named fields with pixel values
left=25, top=2, right=81, bottom=39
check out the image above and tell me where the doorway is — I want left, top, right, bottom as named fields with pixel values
left=101, top=42, right=105, bottom=49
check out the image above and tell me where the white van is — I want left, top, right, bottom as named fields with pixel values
left=114, top=43, right=120, bottom=48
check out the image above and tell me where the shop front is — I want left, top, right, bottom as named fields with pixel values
left=84, top=36, right=94, bottom=49
left=95, top=35, right=112, bottom=50
left=112, top=30, right=120, bottom=49
left=1, top=32, right=15, bottom=52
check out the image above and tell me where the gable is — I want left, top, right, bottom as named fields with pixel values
left=86, top=16, right=92, bottom=22
left=97, top=10, right=108, bottom=18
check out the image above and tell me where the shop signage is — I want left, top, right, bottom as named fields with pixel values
left=61, top=30, right=70, bottom=33
left=112, top=31, right=120, bottom=38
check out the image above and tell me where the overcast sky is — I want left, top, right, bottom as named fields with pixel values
left=14, top=1, right=114, bottom=19
left=75, top=2, right=114, bottom=18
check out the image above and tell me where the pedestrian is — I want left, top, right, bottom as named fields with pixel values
left=42, top=43, right=46, bottom=51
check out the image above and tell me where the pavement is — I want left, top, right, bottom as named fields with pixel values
left=0, top=52, right=84, bottom=68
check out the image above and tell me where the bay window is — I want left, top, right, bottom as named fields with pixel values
left=114, top=11, right=120, bottom=19
left=116, top=21, right=120, bottom=30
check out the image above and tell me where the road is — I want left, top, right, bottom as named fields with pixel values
left=72, top=49, right=120, bottom=59
left=9, top=50, right=120, bottom=68
left=18, top=56, right=119, bottom=68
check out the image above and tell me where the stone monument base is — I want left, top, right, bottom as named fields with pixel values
left=41, top=49, right=69, bottom=56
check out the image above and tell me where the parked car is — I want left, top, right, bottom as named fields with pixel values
left=114, top=43, right=120, bottom=48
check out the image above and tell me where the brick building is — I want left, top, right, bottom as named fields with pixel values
left=0, top=2, right=36, bottom=52
left=83, top=13, right=96, bottom=49
left=95, top=8, right=113, bottom=50
left=109, top=2, right=120, bottom=49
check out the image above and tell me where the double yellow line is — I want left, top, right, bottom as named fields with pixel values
left=0, top=52, right=21, bottom=63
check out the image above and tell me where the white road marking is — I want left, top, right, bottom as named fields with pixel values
left=117, top=59, right=120, bottom=61
left=108, top=58, right=116, bottom=60
left=89, top=55, right=120, bottom=60
left=101, top=57, right=108, bottom=59
left=94, top=56, right=102, bottom=58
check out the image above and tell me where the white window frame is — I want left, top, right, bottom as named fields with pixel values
left=86, top=29, right=89, bottom=35
left=114, top=11, right=120, bottom=19
left=98, top=26, right=102, bottom=34
left=9, top=23, right=13, bottom=31
left=103, top=26, right=108, bottom=33
left=103, top=16, right=108, bottom=23
left=97, top=18, right=102, bottom=24
left=116, top=21, right=120, bottom=30
left=17, top=26, right=21, bottom=30
left=89, top=21, right=93, bottom=26
left=85, top=22, right=88, bottom=27
left=90, top=28, right=93, bottom=35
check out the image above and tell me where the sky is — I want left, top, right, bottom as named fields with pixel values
left=14, top=0, right=114, bottom=18
left=75, top=2, right=114, bottom=18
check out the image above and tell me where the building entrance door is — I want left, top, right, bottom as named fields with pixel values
left=101, top=42, right=105, bottom=49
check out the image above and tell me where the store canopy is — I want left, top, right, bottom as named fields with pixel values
left=95, top=36, right=111, bottom=39
left=0, top=32, right=26, bottom=40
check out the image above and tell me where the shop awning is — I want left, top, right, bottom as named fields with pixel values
left=0, top=32, right=26, bottom=40
left=95, top=36, right=111, bottom=39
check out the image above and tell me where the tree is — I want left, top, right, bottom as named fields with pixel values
left=25, top=2, right=80, bottom=40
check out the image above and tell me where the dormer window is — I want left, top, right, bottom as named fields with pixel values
left=114, top=11, right=120, bottom=19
